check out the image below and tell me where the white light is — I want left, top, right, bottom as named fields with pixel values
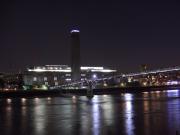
left=47, top=97, right=51, bottom=100
left=81, top=67, right=104, bottom=70
left=167, top=90, right=179, bottom=93
left=21, top=98, right=26, bottom=102
left=81, top=74, right=86, bottom=77
left=35, top=98, right=39, bottom=102
left=28, top=69, right=71, bottom=72
left=66, top=78, right=71, bottom=81
left=166, top=89, right=179, bottom=97
left=72, top=96, right=76, bottom=99
left=28, top=66, right=116, bottom=73
left=71, top=30, right=80, bottom=33
left=65, top=74, right=71, bottom=77
left=167, top=81, right=178, bottom=85
left=91, top=69, right=116, bottom=73
left=92, top=74, right=97, bottom=79
left=155, top=91, right=161, bottom=93
left=124, top=94, right=133, bottom=101
left=7, top=98, right=12, bottom=103
left=21, top=98, right=26, bottom=101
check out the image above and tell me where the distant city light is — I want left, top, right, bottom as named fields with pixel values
left=66, top=78, right=71, bottom=81
left=155, top=91, right=161, bottom=93
left=142, top=82, right=147, bottom=86
left=125, top=66, right=180, bottom=77
left=72, top=96, right=76, bottom=99
left=103, top=83, right=108, bottom=87
left=21, top=98, right=26, bottom=103
left=120, top=82, right=126, bottom=87
left=7, top=99, right=12, bottom=103
left=92, top=74, right=97, bottom=79
left=47, top=97, right=51, bottom=100
left=167, top=81, right=179, bottom=85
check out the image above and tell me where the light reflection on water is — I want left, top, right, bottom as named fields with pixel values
left=124, top=94, right=134, bottom=135
left=34, top=103, right=46, bottom=134
left=7, top=98, right=12, bottom=104
left=92, top=96, right=100, bottom=135
left=167, top=89, right=179, bottom=97
left=0, top=90, right=180, bottom=135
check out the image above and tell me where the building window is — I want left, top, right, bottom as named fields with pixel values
left=45, top=82, right=48, bottom=85
left=65, top=78, right=71, bottom=81
left=65, top=74, right=71, bottom=77
left=54, top=77, right=57, bottom=81
left=81, top=74, right=86, bottom=77
left=44, top=77, right=47, bottom=81
left=33, top=77, right=37, bottom=81
left=55, top=82, right=58, bottom=86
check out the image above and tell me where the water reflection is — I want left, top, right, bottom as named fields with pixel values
left=0, top=90, right=180, bottom=135
left=34, top=104, right=46, bottom=135
left=166, top=89, right=180, bottom=97
left=124, top=94, right=134, bottom=135
left=101, top=95, right=113, bottom=126
left=167, top=91, right=180, bottom=134
left=21, top=106, right=27, bottom=134
left=34, top=97, right=39, bottom=103
left=7, top=98, right=12, bottom=104
left=92, top=96, right=100, bottom=135
left=5, top=105, right=12, bottom=135
left=21, top=98, right=26, bottom=105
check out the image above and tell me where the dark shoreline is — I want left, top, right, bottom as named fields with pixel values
left=0, top=85, right=180, bottom=98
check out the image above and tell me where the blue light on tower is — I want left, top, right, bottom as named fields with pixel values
left=71, top=30, right=80, bottom=33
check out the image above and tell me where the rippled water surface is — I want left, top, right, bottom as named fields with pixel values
left=0, top=90, right=180, bottom=135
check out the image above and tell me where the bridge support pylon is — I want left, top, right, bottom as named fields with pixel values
left=86, top=81, right=94, bottom=99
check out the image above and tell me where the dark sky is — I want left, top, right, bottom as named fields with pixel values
left=1, top=0, right=180, bottom=73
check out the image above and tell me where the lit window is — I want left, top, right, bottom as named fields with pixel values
left=66, top=74, right=71, bottom=77
left=66, top=78, right=71, bottom=81
left=44, top=77, right=47, bottom=81
left=55, top=82, right=58, bottom=86
left=54, top=77, right=57, bottom=81
left=45, top=82, right=48, bottom=85
left=33, top=77, right=37, bottom=81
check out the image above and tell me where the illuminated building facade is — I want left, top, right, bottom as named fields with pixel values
left=23, top=65, right=117, bottom=88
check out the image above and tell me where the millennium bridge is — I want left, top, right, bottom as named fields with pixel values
left=50, top=66, right=180, bottom=90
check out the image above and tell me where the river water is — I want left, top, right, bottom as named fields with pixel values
left=0, top=90, right=180, bottom=135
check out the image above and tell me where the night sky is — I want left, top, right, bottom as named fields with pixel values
left=1, top=0, right=180, bottom=73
